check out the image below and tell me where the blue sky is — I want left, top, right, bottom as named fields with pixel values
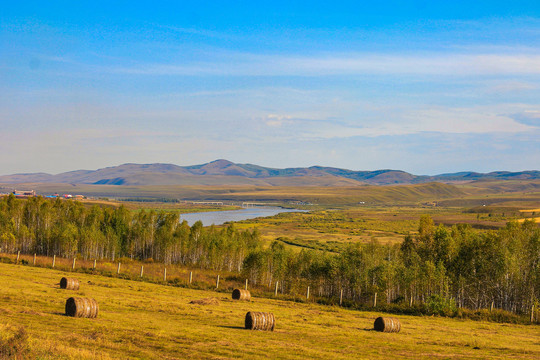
left=1, top=1, right=539, bottom=175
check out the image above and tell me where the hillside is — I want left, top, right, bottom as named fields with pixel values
left=0, top=160, right=538, bottom=187
left=0, top=182, right=467, bottom=205
left=0, top=261, right=538, bottom=359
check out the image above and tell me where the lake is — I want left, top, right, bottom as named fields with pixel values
left=179, top=207, right=307, bottom=226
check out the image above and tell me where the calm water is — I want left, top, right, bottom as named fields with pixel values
left=179, top=207, right=307, bottom=226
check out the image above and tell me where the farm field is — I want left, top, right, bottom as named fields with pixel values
left=0, top=262, right=538, bottom=359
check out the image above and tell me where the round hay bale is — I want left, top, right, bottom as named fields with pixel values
left=232, top=289, right=251, bottom=301
left=65, top=297, right=99, bottom=318
left=245, top=311, right=275, bottom=331
left=373, top=317, right=401, bottom=333
left=60, top=277, right=80, bottom=290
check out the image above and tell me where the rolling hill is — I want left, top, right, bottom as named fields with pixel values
left=1, top=159, right=538, bottom=187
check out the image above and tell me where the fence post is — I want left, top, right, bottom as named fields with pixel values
left=532, top=305, right=535, bottom=323
left=140, top=265, right=144, bottom=278
left=373, top=292, right=378, bottom=307
left=216, top=274, right=220, bottom=289
left=117, top=262, right=121, bottom=274
left=16, top=251, right=20, bottom=263
left=274, top=281, right=279, bottom=296
left=52, top=255, right=56, bottom=268
left=245, top=279, right=248, bottom=290
left=33, top=253, right=36, bottom=265
left=490, top=301, right=494, bottom=312
left=163, top=268, right=167, bottom=282
left=93, top=259, right=97, bottom=269
left=72, top=258, right=76, bottom=270
left=189, top=271, right=193, bottom=284
left=340, top=289, right=343, bottom=306
left=306, top=286, right=310, bottom=300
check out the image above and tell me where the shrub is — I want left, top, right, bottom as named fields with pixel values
left=426, top=295, right=457, bottom=316
left=0, top=257, right=13, bottom=264
left=458, top=308, right=523, bottom=324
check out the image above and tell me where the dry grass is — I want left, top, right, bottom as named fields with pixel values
left=518, top=217, right=540, bottom=223
left=234, top=205, right=519, bottom=252
left=20, top=181, right=468, bottom=206
left=190, top=297, right=220, bottom=306
left=0, top=262, right=538, bottom=359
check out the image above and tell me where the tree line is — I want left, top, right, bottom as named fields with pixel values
left=0, top=195, right=538, bottom=316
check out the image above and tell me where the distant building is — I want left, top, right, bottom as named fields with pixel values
left=13, top=190, right=36, bottom=198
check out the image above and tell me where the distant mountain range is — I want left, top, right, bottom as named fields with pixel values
left=0, top=159, right=539, bottom=186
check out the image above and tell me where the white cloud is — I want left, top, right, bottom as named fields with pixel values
left=107, top=51, right=540, bottom=77
left=293, top=105, right=538, bottom=140
left=264, top=114, right=292, bottom=127
left=483, top=80, right=537, bottom=94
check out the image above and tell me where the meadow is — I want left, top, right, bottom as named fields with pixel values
left=1, top=262, right=539, bottom=360
left=236, top=204, right=531, bottom=251
left=1, top=180, right=539, bottom=359
left=9, top=179, right=540, bottom=207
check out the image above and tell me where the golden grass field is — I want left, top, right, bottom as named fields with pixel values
left=518, top=217, right=540, bottom=223
left=0, top=262, right=538, bottom=359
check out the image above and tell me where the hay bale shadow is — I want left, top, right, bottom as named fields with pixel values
left=217, top=325, right=244, bottom=330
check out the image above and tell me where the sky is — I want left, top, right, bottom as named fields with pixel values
left=1, top=1, right=540, bottom=175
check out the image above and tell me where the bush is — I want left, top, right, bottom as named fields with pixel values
left=0, top=257, right=13, bottom=264
left=224, top=274, right=244, bottom=282
left=457, top=308, right=523, bottom=324
left=425, top=295, right=457, bottom=316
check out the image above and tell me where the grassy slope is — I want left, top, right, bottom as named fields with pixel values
left=1, top=182, right=467, bottom=206
left=3, top=180, right=539, bottom=210
left=0, top=263, right=538, bottom=359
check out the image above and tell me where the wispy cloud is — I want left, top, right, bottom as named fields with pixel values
left=482, top=80, right=538, bottom=94
left=106, top=51, right=540, bottom=77
left=155, top=25, right=234, bottom=40
left=511, top=110, right=540, bottom=126
left=264, top=114, right=292, bottom=127
left=258, top=104, right=539, bottom=141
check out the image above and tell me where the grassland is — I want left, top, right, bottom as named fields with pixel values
left=232, top=204, right=534, bottom=252
left=76, top=181, right=538, bottom=252
left=0, top=262, right=538, bottom=359
left=1, top=180, right=539, bottom=358
left=0, top=181, right=471, bottom=206
left=3, top=179, right=539, bottom=209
